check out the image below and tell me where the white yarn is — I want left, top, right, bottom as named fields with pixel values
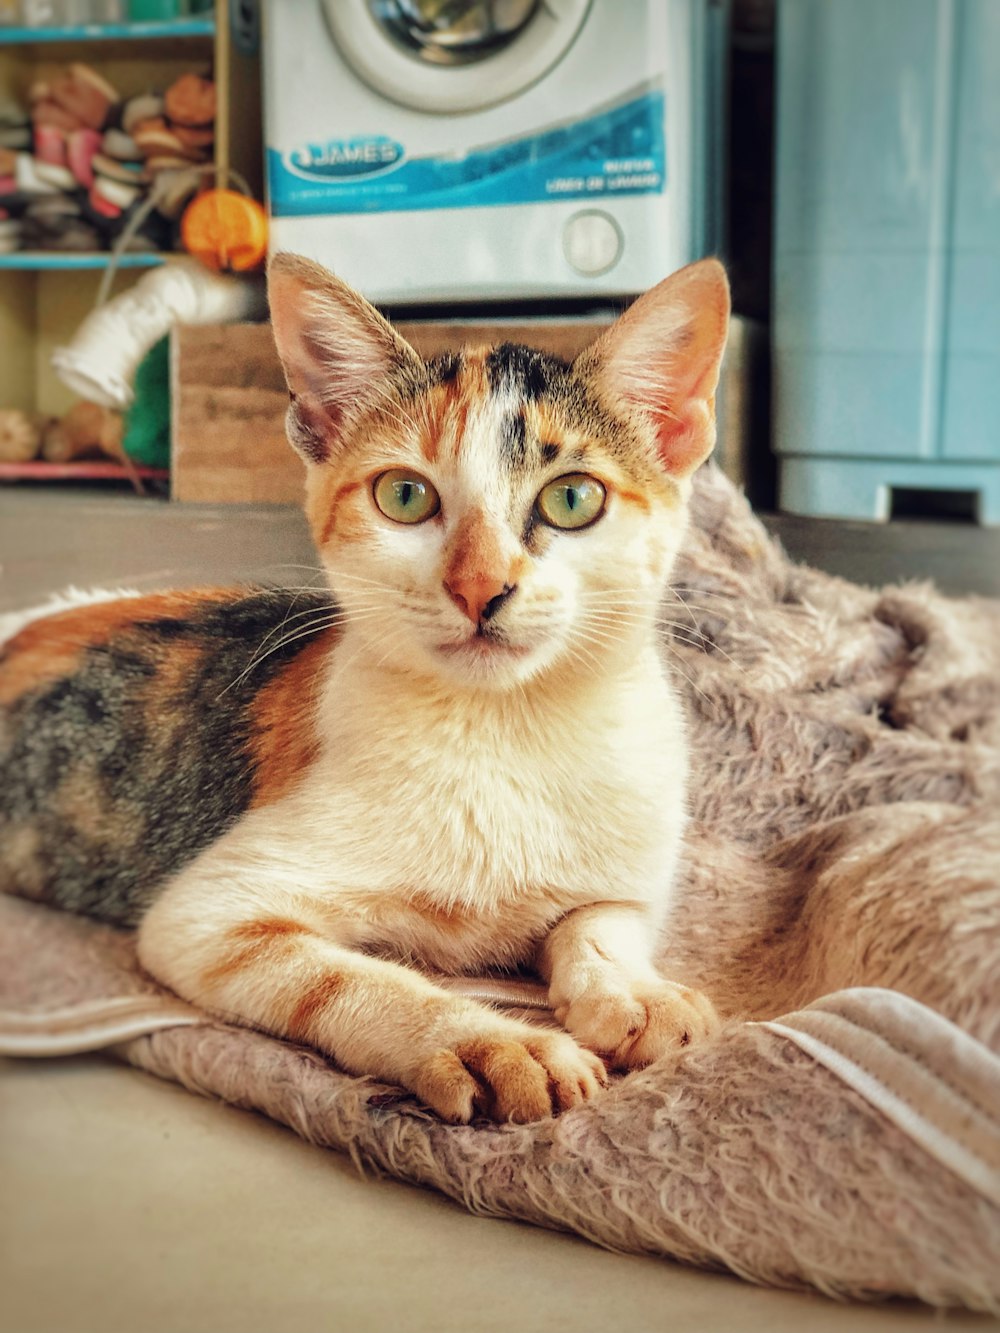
left=51, top=260, right=267, bottom=410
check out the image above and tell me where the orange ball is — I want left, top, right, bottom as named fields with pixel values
left=181, top=189, right=268, bottom=272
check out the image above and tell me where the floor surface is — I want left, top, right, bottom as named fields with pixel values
left=1, top=485, right=997, bottom=1333
left=1, top=487, right=999, bottom=611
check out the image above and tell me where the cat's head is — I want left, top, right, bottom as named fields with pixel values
left=268, top=254, right=729, bottom=691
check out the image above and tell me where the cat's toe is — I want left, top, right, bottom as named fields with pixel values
left=523, top=1031, right=608, bottom=1112
left=563, top=980, right=719, bottom=1071
left=454, top=1037, right=554, bottom=1123
left=619, top=983, right=719, bottom=1069
left=559, top=987, right=647, bottom=1054
left=412, top=1049, right=482, bottom=1124
left=415, top=1030, right=607, bottom=1124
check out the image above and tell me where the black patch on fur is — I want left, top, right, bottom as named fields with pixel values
left=0, top=589, right=336, bottom=926
left=521, top=511, right=539, bottom=549
left=485, top=344, right=569, bottom=401
left=540, top=441, right=560, bottom=464
left=499, top=410, right=528, bottom=469
left=427, top=352, right=460, bottom=384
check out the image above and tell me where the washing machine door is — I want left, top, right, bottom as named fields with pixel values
left=322, top=0, right=592, bottom=113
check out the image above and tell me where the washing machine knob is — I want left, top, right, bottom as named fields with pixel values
left=562, top=210, right=623, bottom=276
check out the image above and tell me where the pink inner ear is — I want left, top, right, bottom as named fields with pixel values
left=611, top=336, right=720, bottom=479
left=653, top=396, right=718, bottom=478
left=587, top=260, right=730, bottom=480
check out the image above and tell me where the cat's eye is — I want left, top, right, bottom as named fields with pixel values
left=373, top=470, right=440, bottom=525
left=535, top=474, right=607, bottom=530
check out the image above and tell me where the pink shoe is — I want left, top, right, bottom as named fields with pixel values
left=34, top=123, right=68, bottom=168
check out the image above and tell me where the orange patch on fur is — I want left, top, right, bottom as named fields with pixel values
left=247, top=627, right=337, bottom=808
left=202, top=916, right=308, bottom=989
left=305, top=469, right=367, bottom=549
left=0, top=634, right=79, bottom=709
left=140, top=638, right=206, bottom=732
left=287, top=971, right=344, bottom=1043
left=444, top=508, right=508, bottom=589
left=617, top=489, right=652, bottom=512
left=407, top=892, right=470, bottom=938
left=419, top=379, right=464, bottom=462
left=459, top=348, right=489, bottom=400
left=445, top=396, right=471, bottom=463
left=419, top=413, right=440, bottom=463
left=524, top=400, right=566, bottom=452
left=231, top=917, right=306, bottom=943
left=0, top=589, right=235, bottom=708
left=318, top=479, right=364, bottom=548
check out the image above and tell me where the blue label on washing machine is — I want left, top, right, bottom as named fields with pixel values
left=267, top=88, right=666, bottom=217
left=287, top=135, right=405, bottom=180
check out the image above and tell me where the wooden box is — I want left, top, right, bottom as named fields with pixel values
left=170, top=318, right=612, bottom=504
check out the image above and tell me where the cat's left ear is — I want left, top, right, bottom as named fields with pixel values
left=268, top=253, right=423, bottom=464
left=577, top=259, right=730, bottom=479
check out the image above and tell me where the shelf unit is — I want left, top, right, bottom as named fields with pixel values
left=0, top=251, right=167, bottom=269
left=0, top=459, right=169, bottom=487
left=0, top=0, right=261, bottom=471
left=0, top=16, right=214, bottom=44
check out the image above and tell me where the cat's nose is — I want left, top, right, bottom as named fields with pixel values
left=444, top=576, right=516, bottom=626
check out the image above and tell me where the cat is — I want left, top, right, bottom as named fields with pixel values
left=0, top=253, right=730, bottom=1124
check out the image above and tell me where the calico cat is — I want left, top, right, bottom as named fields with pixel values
left=0, top=253, right=729, bottom=1124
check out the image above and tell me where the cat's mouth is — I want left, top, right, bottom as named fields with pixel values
left=437, top=626, right=532, bottom=662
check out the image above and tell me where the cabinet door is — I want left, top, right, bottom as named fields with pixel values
left=773, top=0, right=954, bottom=460
left=940, top=0, right=1000, bottom=462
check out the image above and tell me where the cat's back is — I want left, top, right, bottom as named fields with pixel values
left=0, top=586, right=338, bottom=924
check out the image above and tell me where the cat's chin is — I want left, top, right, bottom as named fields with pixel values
left=430, top=635, right=549, bottom=690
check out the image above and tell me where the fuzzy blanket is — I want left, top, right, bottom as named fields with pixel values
left=2, top=466, right=1000, bottom=1311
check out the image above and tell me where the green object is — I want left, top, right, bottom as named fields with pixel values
left=122, top=336, right=170, bottom=469
left=128, top=0, right=183, bottom=19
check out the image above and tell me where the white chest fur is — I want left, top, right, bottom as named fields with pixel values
left=162, top=646, right=692, bottom=977
left=271, top=646, right=691, bottom=968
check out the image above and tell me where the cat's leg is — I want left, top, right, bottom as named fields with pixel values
left=138, top=871, right=606, bottom=1125
left=538, top=902, right=719, bottom=1070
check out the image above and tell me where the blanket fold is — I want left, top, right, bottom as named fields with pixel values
left=3, top=465, right=999, bottom=1310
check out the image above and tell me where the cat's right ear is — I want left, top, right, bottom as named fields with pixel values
left=268, top=253, right=422, bottom=464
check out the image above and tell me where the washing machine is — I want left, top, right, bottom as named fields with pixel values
left=261, top=0, right=727, bottom=304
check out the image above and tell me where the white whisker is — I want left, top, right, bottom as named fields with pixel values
left=217, top=607, right=383, bottom=700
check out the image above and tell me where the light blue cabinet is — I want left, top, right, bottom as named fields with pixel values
left=773, top=0, right=1000, bottom=522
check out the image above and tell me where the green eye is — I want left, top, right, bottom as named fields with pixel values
left=373, top=470, right=440, bottom=524
left=536, top=473, right=607, bottom=530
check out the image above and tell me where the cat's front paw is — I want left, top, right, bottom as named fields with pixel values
left=412, top=1026, right=607, bottom=1125
left=556, top=978, right=719, bottom=1071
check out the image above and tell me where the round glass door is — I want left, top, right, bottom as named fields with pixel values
left=373, top=0, right=540, bottom=66
left=323, top=0, right=592, bottom=114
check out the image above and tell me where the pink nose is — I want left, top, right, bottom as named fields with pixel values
left=444, top=575, right=514, bottom=625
